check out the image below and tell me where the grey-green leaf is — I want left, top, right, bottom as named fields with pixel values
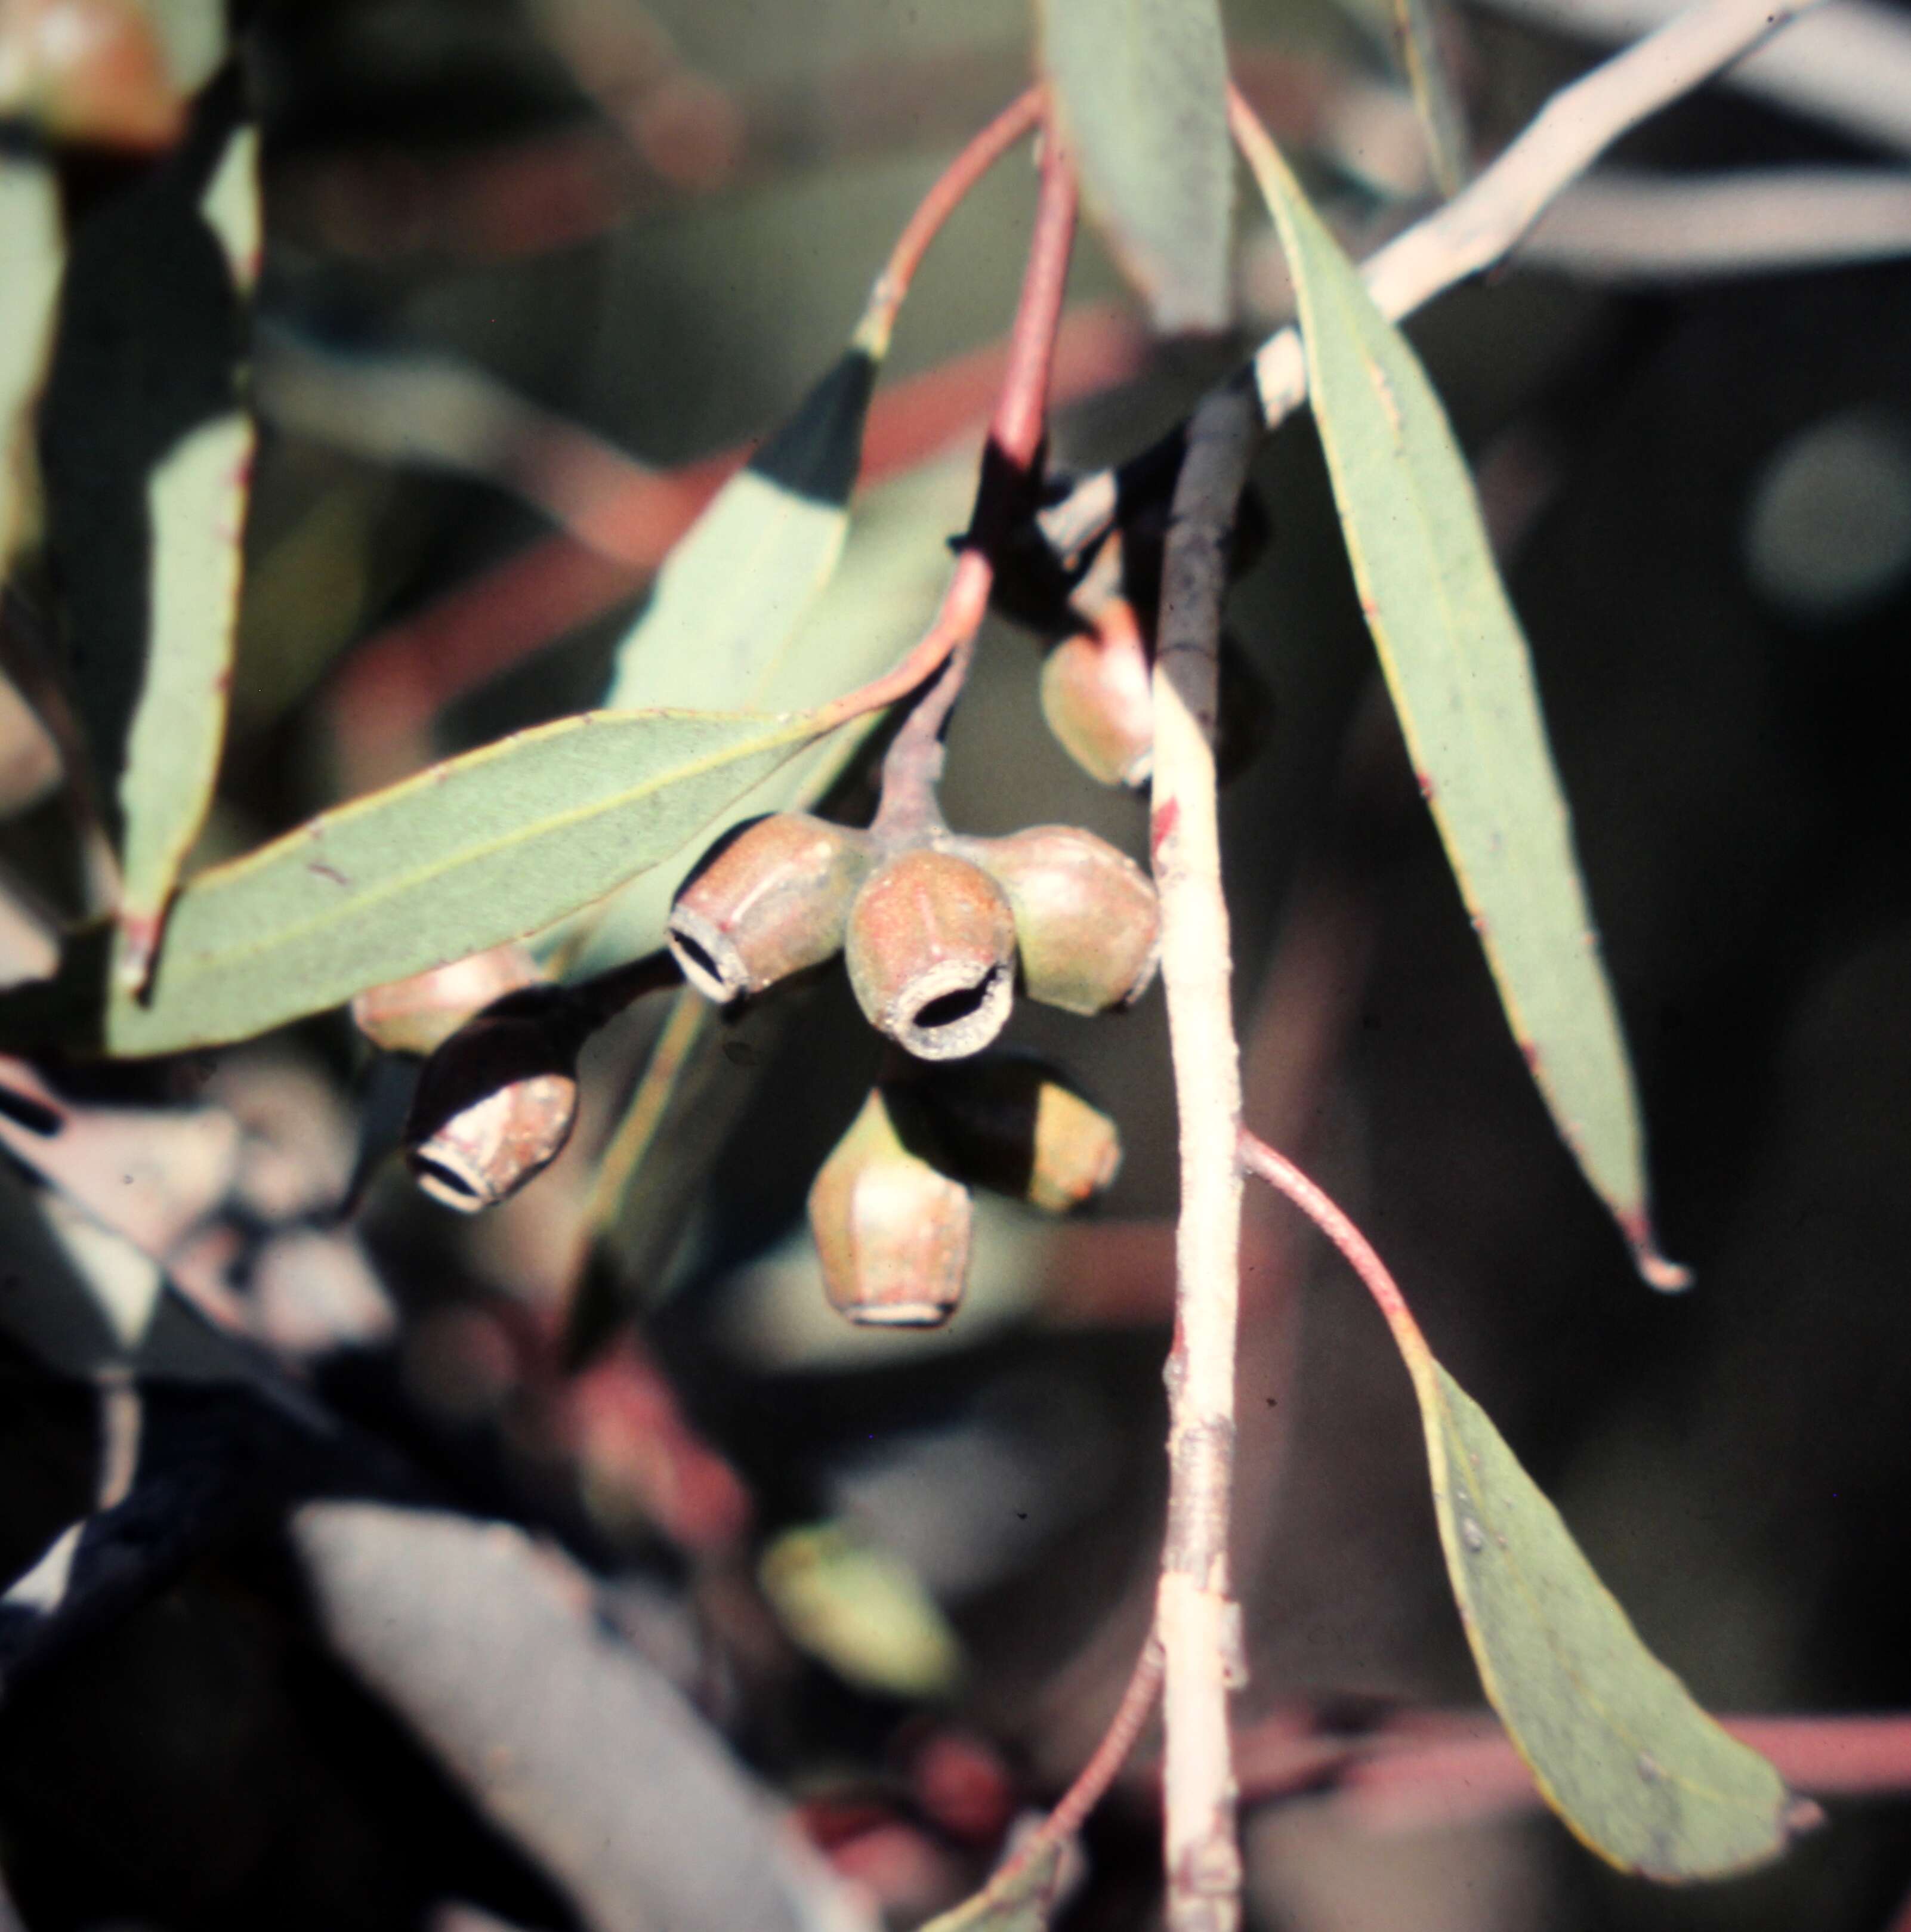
left=4, top=709, right=818, bottom=1056
left=601, top=348, right=878, bottom=715
left=0, top=155, right=63, bottom=572
left=116, top=409, right=254, bottom=979
left=1040, top=0, right=1234, bottom=332
left=112, top=115, right=259, bottom=985
left=1413, top=1355, right=1798, bottom=1877
left=1391, top=0, right=1471, bottom=197
left=1242, top=128, right=1684, bottom=1287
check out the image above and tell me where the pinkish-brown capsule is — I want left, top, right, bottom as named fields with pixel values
left=897, top=1057, right=1122, bottom=1215
left=961, top=826, right=1160, bottom=1017
left=353, top=944, right=548, bottom=1058
left=808, top=1087, right=972, bottom=1327
left=842, top=848, right=1017, bottom=1061
left=668, top=813, right=873, bottom=1003
left=1039, top=598, right=1155, bottom=789
left=403, top=993, right=581, bottom=1212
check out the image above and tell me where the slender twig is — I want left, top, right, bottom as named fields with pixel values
left=856, top=88, right=1043, bottom=358
left=1515, top=165, right=1911, bottom=279
left=1041, top=0, right=1827, bottom=561
left=1038, top=1633, right=1167, bottom=1848
left=1149, top=378, right=1265, bottom=1932
left=977, top=1629, right=1165, bottom=1913
left=818, top=107, right=1079, bottom=740
left=1469, top=0, right=1911, bottom=159
left=1238, top=1129, right=1422, bottom=1355
left=867, top=635, right=968, bottom=843
left=1222, top=1704, right=1911, bottom=1825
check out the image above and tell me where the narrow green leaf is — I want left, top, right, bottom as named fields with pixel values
left=573, top=447, right=978, bottom=973
left=2, top=709, right=819, bottom=1056
left=919, top=1840, right=1066, bottom=1932
left=38, top=73, right=254, bottom=969
left=116, top=409, right=253, bottom=977
left=1040, top=0, right=1233, bottom=332
left=0, top=155, right=63, bottom=572
left=111, top=114, right=259, bottom=985
left=1404, top=1348, right=1796, bottom=1877
left=601, top=347, right=878, bottom=715
left=1240, top=126, right=1684, bottom=1287
left=1391, top=0, right=1471, bottom=197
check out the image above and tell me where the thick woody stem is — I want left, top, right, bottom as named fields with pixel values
left=1149, top=376, right=1264, bottom=1932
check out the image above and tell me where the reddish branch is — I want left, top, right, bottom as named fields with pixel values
left=1222, top=1705, right=1911, bottom=1826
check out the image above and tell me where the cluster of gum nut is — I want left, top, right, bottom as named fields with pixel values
left=387, top=596, right=1157, bottom=1330
left=667, top=793, right=1160, bottom=1329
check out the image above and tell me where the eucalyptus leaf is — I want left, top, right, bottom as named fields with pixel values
left=1407, top=1351, right=1798, bottom=1877
left=1040, top=0, right=1234, bottom=332
left=919, top=1838, right=1066, bottom=1932
left=0, top=155, right=63, bottom=572
left=38, top=73, right=253, bottom=969
left=0, top=708, right=820, bottom=1056
left=1391, top=0, right=1471, bottom=197
left=602, top=348, right=877, bottom=715
left=116, top=409, right=253, bottom=980
left=1240, top=123, right=1684, bottom=1286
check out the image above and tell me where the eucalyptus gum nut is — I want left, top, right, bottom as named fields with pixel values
left=403, top=991, right=581, bottom=1211
left=668, top=813, right=873, bottom=1003
left=352, top=943, right=548, bottom=1058
left=962, top=827, right=1161, bottom=1016
left=808, top=1089, right=972, bottom=1327
left=842, top=848, right=1017, bottom=1061
left=1039, top=601, right=1155, bottom=788
left=903, top=1056, right=1122, bottom=1213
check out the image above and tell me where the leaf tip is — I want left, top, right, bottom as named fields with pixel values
left=115, top=914, right=162, bottom=997
left=1622, top=1213, right=1693, bottom=1293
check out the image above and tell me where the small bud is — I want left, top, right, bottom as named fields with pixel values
left=899, top=1057, right=1122, bottom=1214
left=1040, top=598, right=1154, bottom=788
left=353, top=944, right=548, bottom=1058
left=962, top=827, right=1160, bottom=1016
left=808, top=1088, right=973, bottom=1327
left=403, top=991, right=581, bottom=1211
left=669, top=814, right=873, bottom=1003
left=843, top=848, right=1017, bottom=1061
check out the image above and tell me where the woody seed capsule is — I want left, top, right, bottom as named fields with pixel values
left=669, top=813, right=874, bottom=1003
left=809, top=1087, right=973, bottom=1327
left=353, top=943, right=548, bottom=1058
left=404, top=990, right=581, bottom=1212
left=843, top=848, right=1017, bottom=1061
left=962, top=826, right=1160, bottom=1016
left=897, top=1056, right=1122, bottom=1214
left=1039, top=597, right=1156, bottom=789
